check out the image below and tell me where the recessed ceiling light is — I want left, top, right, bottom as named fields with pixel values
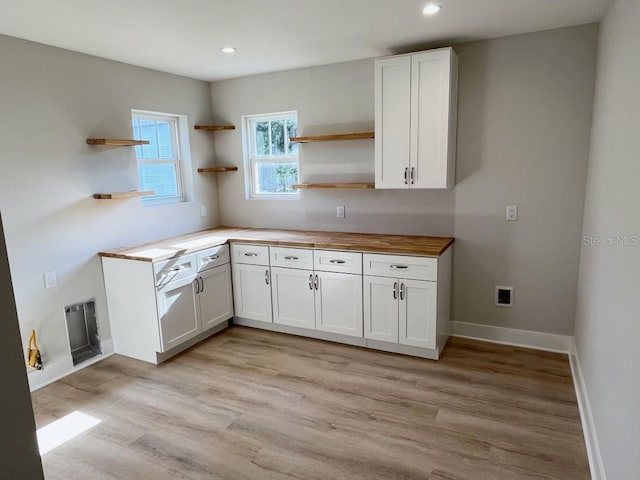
left=422, top=4, right=442, bottom=15
left=221, top=46, right=236, bottom=54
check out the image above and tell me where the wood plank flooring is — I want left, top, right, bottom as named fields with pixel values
left=31, top=326, right=590, bottom=480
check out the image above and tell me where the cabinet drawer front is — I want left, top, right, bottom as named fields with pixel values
left=196, top=244, right=230, bottom=272
left=231, top=244, right=270, bottom=266
left=314, top=250, right=362, bottom=274
left=270, top=247, right=314, bottom=270
left=154, top=254, right=197, bottom=286
left=363, top=253, right=437, bottom=281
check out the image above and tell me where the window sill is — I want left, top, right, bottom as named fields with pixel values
left=246, top=194, right=300, bottom=201
left=142, top=196, right=187, bottom=207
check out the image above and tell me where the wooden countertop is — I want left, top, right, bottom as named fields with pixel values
left=99, top=227, right=454, bottom=262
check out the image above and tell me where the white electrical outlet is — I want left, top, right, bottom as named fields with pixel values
left=44, top=271, right=57, bottom=289
left=336, top=205, right=345, bottom=218
left=495, top=286, right=514, bottom=308
left=200, top=205, right=207, bottom=217
left=506, top=205, right=518, bottom=221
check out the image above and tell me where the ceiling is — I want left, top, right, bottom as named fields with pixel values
left=0, top=0, right=609, bottom=81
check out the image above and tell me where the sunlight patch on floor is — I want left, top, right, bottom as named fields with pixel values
left=37, top=411, right=102, bottom=455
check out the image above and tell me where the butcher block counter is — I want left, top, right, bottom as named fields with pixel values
left=98, top=227, right=455, bottom=262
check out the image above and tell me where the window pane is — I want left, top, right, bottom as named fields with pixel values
left=255, top=121, right=269, bottom=156
left=156, top=121, right=173, bottom=159
left=139, top=122, right=158, bottom=158
left=256, top=161, right=298, bottom=194
left=133, top=119, right=175, bottom=160
left=286, top=119, right=298, bottom=155
left=270, top=120, right=285, bottom=156
left=138, top=164, right=179, bottom=198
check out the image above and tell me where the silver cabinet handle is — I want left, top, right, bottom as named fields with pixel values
left=156, top=264, right=186, bottom=288
left=404, top=167, right=408, bottom=185
left=314, top=274, right=319, bottom=290
left=400, top=283, right=405, bottom=301
left=265, top=269, right=270, bottom=285
left=329, top=259, right=346, bottom=264
left=194, top=278, right=200, bottom=294
left=390, top=265, right=408, bottom=269
left=410, top=167, right=415, bottom=185
left=244, top=252, right=259, bottom=257
left=283, top=256, right=299, bottom=261
left=393, top=281, right=398, bottom=300
left=309, top=274, right=313, bottom=290
left=205, top=254, right=220, bottom=261
left=199, top=277, right=204, bottom=293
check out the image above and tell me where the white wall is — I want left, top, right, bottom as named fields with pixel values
left=210, top=25, right=597, bottom=336
left=0, top=34, right=220, bottom=388
left=574, top=0, right=640, bottom=478
left=0, top=213, right=43, bottom=478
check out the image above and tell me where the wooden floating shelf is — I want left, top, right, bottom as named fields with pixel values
left=290, top=132, right=375, bottom=143
left=93, top=190, right=155, bottom=200
left=197, top=167, right=239, bottom=173
left=293, top=183, right=375, bottom=189
left=86, top=138, right=150, bottom=146
left=194, top=125, right=236, bottom=131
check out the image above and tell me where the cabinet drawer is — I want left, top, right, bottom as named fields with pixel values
left=363, top=253, right=437, bottom=281
left=154, top=254, right=197, bottom=286
left=271, top=247, right=314, bottom=270
left=196, top=244, right=230, bottom=272
left=314, top=250, right=362, bottom=274
left=231, top=243, right=270, bottom=266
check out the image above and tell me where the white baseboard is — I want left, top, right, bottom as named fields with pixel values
left=450, top=321, right=574, bottom=353
left=570, top=342, right=607, bottom=480
left=28, top=338, right=115, bottom=392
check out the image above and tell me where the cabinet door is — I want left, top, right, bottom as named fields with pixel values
left=410, top=48, right=454, bottom=189
left=315, top=272, right=363, bottom=337
left=199, top=263, right=234, bottom=332
left=363, top=276, right=399, bottom=343
left=399, top=279, right=437, bottom=349
left=156, top=275, right=200, bottom=352
left=375, top=55, right=411, bottom=189
left=232, top=263, right=273, bottom=323
left=271, top=267, right=315, bottom=329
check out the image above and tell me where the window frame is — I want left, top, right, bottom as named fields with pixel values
left=132, top=110, right=187, bottom=206
left=243, top=111, right=300, bottom=200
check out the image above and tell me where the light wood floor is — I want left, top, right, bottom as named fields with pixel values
left=32, top=326, right=590, bottom=480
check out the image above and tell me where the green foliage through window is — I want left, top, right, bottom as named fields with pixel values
left=246, top=112, right=299, bottom=197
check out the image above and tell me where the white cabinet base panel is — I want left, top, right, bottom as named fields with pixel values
left=156, top=321, right=230, bottom=364
left=233, top=317, right=442, bottom=360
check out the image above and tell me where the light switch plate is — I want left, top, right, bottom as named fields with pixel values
left=506, top=205, right=518, bottom=221
left=336, top=205, right=345, bottom=218
left=44, top=271, right=57, bottom=289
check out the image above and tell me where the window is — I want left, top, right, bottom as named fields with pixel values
left=243, top=111, right=299, bottom=199
left=132, top=110, right=189, bottom=205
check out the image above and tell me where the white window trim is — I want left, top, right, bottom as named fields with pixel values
left=242, top=111, right=300, bottom=200
left=132, top=109, right=194, bottom=207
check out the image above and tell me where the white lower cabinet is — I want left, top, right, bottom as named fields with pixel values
left=102, top=244, right=234, bottom=364
left=271, top=268, right=363, bottom=337
left=314, top=271, right=363, bottom=337
left=364, top=276, right=436, bottom=349
left=231, top=244, right=273, bottom=324
left=156, top=274, right=200, bottom=352
left=364, top=276, right=399, bottom=343
left=268, top=248, right=364, bottom=338
left=199, top=263, right=234, bottom=331
left=364, top=250, right=450, bottom=353
left=271, top=266, right=316, bottom=329
left=399, top=278, right=437, bottom=349
left=157, top=263, right=234, bottom=352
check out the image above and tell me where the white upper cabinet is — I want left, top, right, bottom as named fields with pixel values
left=375, top=47, right=458, bottom=189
